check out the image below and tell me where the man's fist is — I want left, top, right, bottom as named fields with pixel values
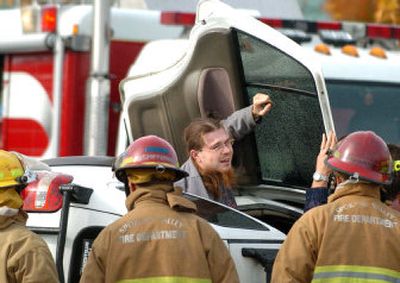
left=252, top=93, right=273, bottom=119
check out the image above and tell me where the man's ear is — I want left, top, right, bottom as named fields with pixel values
left=129, top=182, right=136, bottom=193
left=335, top=174, right=344, bottom=185
left=190, top=149, right=200, bottom=162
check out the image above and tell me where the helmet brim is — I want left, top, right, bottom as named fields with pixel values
left=326, top=158, right=391, bottom=185
left=0, top=180, right=21, bottom=189
left=115, top=164, right=188, bottom=183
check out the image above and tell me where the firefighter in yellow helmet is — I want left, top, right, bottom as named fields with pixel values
left=0, top=150, right=59, bottom=283
left=80, top=135, right=239, bottom=283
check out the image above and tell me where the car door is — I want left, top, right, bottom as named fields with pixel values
left=186, top=193, right=286, bottom=283
left=120, top=0, right=335, bottom=234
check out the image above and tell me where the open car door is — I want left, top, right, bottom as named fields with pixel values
left=120, top=0, right=335, bottom=233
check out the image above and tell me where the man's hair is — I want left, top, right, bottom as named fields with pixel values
left=183, top=118, right=225, bottom=154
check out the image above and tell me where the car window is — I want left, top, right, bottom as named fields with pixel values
left=236, top=30, right=316, bottom=94
left=233, top=29, right=324, bottom=188
left=327, top=80, right=400, bottom=144
left=185, top=194, right=269, bottom=231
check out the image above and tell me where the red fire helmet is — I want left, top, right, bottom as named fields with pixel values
left=114, top=135, right=188, bottom=183
left=326, top=131, right=392, bottom=185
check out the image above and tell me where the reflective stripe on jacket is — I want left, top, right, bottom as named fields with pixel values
left=271, top=182, right=400, bottom=283
left=80, top=185, right=239, bottom=283
left=0, top=210, right=59, bottom=283
left=116, top=277, right=211, bottom=283
left=312, top=265, right=400, bottom=282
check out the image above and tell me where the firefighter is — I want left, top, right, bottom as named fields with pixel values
left=0, top=150, right=59, bottom=283
left=80, top=135, right=239, bottom=283
left=271, top=131, right=400, bottom=283
left=305, top=133, right=400, bottom=213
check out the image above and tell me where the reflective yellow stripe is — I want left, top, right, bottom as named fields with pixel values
left=117, top=277, right=212, bottom=283
left=312, top=265, right=400, bottom=283
left=316, top=265, right=400, bottom=278
left=313, top=278, right=395, bottom=283
left=10, top=168, right=23, bottom=177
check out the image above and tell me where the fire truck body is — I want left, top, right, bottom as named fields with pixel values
left=302, top=41, right=400, bottom=143
left=0, top=2, right=184, bottom=158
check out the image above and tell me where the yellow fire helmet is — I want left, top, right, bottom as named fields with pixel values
left=0, top=150, right=26, bottom=189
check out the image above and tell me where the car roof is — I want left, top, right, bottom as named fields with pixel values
left=43, top=156, right=115, bottom=167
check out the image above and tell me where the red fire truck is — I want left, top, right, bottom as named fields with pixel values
left=1, top=0, right=399, bottom=160
left=0, top=0, right=185, bottom=158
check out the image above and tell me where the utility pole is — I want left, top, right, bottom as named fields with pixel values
left=84, top=0, right=111, bottom=156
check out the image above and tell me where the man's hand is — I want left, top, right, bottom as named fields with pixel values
left=312, top=131, right=337, bottom=187
left=252, top=93, right=273, bottom=119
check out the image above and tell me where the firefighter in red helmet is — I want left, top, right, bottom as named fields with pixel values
left=0, top=150, right=58, bottom=283
left=80, top=135, right=239, bottom=283
left=326, top=131, right=392, bottom=185
left=272, top=131, right=400, bottom=283
left=113, top=134, right=189, bottom=196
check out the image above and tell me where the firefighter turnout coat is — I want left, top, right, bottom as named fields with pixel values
left=80, top=184, right=239, bottom=283
left=271, top=181, right=400, bottom=283
left=0, top=210, right=59, bottom=283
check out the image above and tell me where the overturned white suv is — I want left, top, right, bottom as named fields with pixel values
left=119, top=0, right=334, bottom=233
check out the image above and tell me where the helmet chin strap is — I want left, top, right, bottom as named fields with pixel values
left=0, top=206, right=19, bottom=216
left=0, top=188, right=23, bottom=215
left=16, top=169, right=37, bottom=184
left=335, top=172, right=369, bottom=191
left=348, top=172, right=360, bottom=183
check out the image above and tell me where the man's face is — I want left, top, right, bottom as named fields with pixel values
left=191, top=128, right=234, bottom=173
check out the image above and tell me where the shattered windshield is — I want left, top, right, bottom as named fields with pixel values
left=234, top=30, right=324, bottom=188
left=328, top=81, right=400, bottom=144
